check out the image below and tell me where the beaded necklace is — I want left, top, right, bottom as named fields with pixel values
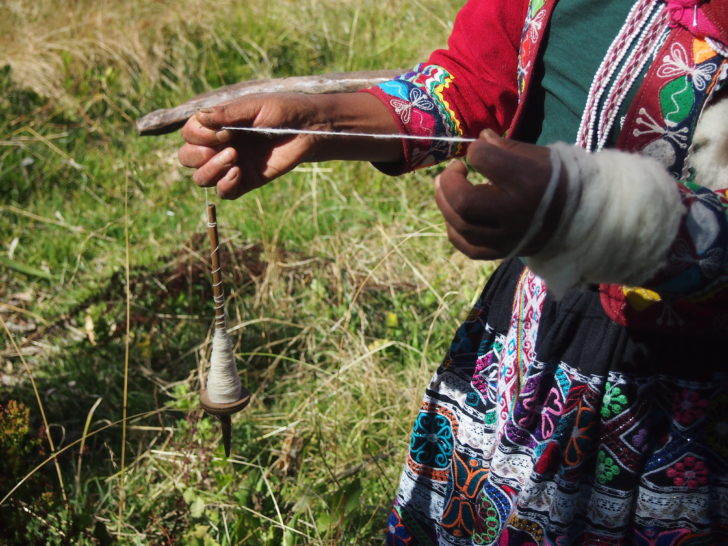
left=576, top=0, right=669, bottom=151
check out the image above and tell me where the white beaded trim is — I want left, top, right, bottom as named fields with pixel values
left=576, top=0, right=668, bottom=151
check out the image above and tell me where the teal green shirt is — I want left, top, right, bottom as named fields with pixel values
left=536, top=0, right=637, bottom=145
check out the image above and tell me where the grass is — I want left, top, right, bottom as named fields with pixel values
left=0, top=0, right=496, bottom=543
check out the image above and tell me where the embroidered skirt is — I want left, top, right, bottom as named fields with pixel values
left=386, top=259, right=728, bottom=545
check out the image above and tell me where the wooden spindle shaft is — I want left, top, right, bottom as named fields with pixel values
left=201, top=202, right=251, bottom=457
left=206, top=204, right=226, bottom=330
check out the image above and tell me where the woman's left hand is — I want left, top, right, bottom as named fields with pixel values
left=435, top=129, right=566, bottom=260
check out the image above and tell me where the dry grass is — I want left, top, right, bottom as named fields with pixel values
left=0, top=0, right=223, bottom=104
left=0, top=0, right=452, bottom=110
left=0, top=0, right=498, bottom=542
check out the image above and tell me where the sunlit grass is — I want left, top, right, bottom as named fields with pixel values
left=0, top=0, right=498, bottom=543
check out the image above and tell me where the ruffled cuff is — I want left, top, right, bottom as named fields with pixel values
left=359, top=63, right=466, bottom=175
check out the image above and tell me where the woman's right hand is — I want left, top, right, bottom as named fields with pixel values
left=178, top=92, right=402, bottom=199
left=178, top=93, right=327, bottom=199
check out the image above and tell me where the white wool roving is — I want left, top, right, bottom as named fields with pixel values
left=205, top=328, right=242, bottom=404
left=688, top=95, right=728, bottom=191
left=525, top=142, right=685, bottom=298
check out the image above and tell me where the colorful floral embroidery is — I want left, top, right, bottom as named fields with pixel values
left=370, top=64, right=463, bottom=170
left=672, top=388, right=708, bottom=426
left=603, top=32, right=728, bottom=335
left=407, top=403, right=457, bottom=482
left=596, top=449, right=622, bottom=483
left=601, top=383, right=628, bottom=419
left=666, top=456, right=709, bottom=488
left=440, top=452, right=489, bottom=539
left=517, top=0, right=551, bottom=96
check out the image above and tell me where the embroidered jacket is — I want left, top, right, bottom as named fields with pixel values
left=364, top=0, right=728, bottom=335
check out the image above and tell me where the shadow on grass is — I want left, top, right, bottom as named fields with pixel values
left=0, top=233, right=318, bottom=542
left=2, top=224, right=436, bottom=543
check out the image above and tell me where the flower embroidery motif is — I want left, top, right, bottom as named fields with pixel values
left=657, top=42, right=718, bottom=91
left=632, top=428, right=649, bottom=452
left=539, top=387, right=565, bottom=440
left=672, top=388, right=708, bottom=426
left=601, top=384, right=628, bottom=419
left=596, top=450, right=621, bottom=484
left=564, top=401, right=597, bottom=467
left=666, top=456, right=709, bottom=488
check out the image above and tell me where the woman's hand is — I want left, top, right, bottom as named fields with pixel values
left=178, top=92, right=402, bottom=199
left=178, top=93, right=327, bottom=199
left=435, top=130, right=565, bottom=259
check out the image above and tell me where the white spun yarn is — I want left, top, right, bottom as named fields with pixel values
left=525, top=142, right=685, bottom=298
left=221, top=125, right=477, bottom=143
left=205, top=328, right=242, bottom=404
left=688, top=95, right=728, bottom=191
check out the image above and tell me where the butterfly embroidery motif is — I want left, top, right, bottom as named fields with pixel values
left=389, top=88, right=436, bottom=124
left=656, top=42, right=717, bottom=91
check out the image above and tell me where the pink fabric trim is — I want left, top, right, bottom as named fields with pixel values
left=666, top=0, right=722, bottom=39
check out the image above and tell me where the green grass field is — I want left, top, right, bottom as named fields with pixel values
left=0, top=1, right=495, bottom=543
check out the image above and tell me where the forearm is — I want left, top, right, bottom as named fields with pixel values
left=182, top=90, right=405, bottom=197
left=301, top=92, right=404, bottom=164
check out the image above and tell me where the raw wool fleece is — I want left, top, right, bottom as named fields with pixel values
left=525, top=143, right=685, bottom=298
left=205, top=328, right=242, bottom=403
left=689, top=94, right=728, bottom=190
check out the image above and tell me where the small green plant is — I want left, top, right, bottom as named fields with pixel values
left=0, top=400, right=43, bottom=492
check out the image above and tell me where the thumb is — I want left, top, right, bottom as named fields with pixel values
left=196, top=99, right=262, bottom=130
left=466, top=130, right=528, bottom=186
left=435, top=159, right=471, bottom=206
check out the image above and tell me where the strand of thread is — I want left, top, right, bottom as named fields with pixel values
left=221, top=126, right=477, bottom=143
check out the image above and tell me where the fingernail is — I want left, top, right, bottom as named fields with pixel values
left=219, top=148, right=235, bottom=166
left=216, top=130, right=232, bottom=143
left=198, top=107, right=214, bottom=113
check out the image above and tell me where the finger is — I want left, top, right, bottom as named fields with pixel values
left=262, top=137, right=312, bottom=180
left=436, top=161, right=505, bottom=227
left=435, top=178, right=499, bottom=243
left=435, top=161, right=476, bottom=222
left=215, top=166, right=243, bottom=199
left=196, top=99, right=261, bottom=130
left=178, top=143, right=218, bottom=169
left=191, top=147, right=237, bottom=187
left=467, top=131, right=550, bottom=194
left=217, top=157, right=266, bottom=199
left=444, top=222, right=502, bottom=261
left=181, top=115, right=225, bottom=147
left=435, top=175, right=503, bottom=250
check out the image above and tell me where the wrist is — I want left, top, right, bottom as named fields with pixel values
left=301, top=93, right=403, bottom=163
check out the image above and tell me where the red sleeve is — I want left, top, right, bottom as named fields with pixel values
left=427, top=0, right=528, bottom=137
left=360, top=0, right=529, bottom=173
